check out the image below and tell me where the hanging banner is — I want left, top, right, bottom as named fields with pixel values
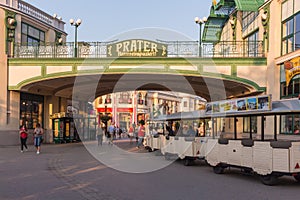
left=285, top=57, right=300, bottom=86
left=205, top=95, right=272, bottom=114
left=107, top=39, right=167, bottom=57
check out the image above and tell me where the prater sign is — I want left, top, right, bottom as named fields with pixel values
left=107, top=39, right=167, bottom=57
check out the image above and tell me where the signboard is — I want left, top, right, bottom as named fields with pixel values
left=205, top=95, right=272, bottom=114
left=107, top=39, right=167, bottom=57
left=97, top=107, right=113, bottom=113
left=285, top=57, right=300, bottom=86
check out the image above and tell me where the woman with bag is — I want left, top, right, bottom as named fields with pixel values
left=19, top=125, right=28, bottom=153
left=33, top=123, right=44, bottom=154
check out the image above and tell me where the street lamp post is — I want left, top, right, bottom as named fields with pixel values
left=194, top=17, right=207, bottom=57
left=70, top=18, right=82, bottom=57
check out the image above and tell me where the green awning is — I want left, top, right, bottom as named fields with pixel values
left=213, top=0, right=264, bottom=11
left=202, top=0, right=264, bottom=42
left=234, top=0, right=264, bottom=11
left=202, top=16, right=228, bottom=42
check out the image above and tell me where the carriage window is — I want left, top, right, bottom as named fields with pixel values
left=281, top=115, right=300, bottom=135
left=243, top=117, right=257, bottom=133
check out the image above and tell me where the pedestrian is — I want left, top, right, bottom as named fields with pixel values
left=96, top=124, right=103, bottom=146
left=108, top=122, right=115, bottom=145
left=136, top=120, right=145, bottom=149
left=19, top=125, right=28, bottom=153
left=33, top=123, right=44, bottom=154
left=187, top=125, right=196, bottom=137
left=128, top=125, right=134, bottom=144
left=115, top=125, right=120, bottom=139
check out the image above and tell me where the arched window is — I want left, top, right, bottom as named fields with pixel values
left=119, top=92, right=131, bottom=104
left=138, top=92, right=143, bottom=105
left=105, top=95, right=111, bottom=104
left=98, top=96, right=103, bottom=104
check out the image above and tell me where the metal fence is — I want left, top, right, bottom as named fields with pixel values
left=13, top=40, right=265, bottom=58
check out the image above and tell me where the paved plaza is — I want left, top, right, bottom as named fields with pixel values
left=0, top=139, right=150, bottom=200
left=1, top=139, right=300, bottom=200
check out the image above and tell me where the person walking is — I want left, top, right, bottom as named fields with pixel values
left=128, top=125, right=134, bottom=144
left=96, top=124, right=103, bottom=146
left=33, top=123, right=44, bottom=154
left=19, top=125, right=28, bottom=153
left=115, top=125, right=120, bottom=139
left=136, top=120, right=145, bottom=149
left=108, top=123, right=115, bottom=145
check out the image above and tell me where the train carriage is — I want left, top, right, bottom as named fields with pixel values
left=147, top=96, right=300, bottom=185
left=204, top=97, right=300, bottom=185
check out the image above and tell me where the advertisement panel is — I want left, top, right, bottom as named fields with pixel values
left=205, top=95, right=272, bottom=114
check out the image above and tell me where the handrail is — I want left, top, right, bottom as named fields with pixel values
left=0, top=0, right=65, bottom=32
left=12, top=40, right=265, bottom=58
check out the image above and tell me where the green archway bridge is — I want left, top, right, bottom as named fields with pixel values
left=8, top=40, right=267, bottom=101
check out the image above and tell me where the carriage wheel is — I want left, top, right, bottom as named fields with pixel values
left=213, top=164, right=225, bottom=174
left=293, top=174, right=300, bottom=182
left=259, top=174, right=278, bottom=186
left=183, top=158, right=193, bottom=166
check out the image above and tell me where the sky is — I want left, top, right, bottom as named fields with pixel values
left=25, top=0, right=213, bottom=42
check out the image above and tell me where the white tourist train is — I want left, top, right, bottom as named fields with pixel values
left=144, top=95, right=300, bottom=185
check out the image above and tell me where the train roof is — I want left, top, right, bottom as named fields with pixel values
left=151, top=98, right=300, bottom=121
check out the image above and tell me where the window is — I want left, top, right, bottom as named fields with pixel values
left=282, top=0, right=294, bottom=21
left=138, top=92, right=143, bottom=105
left=20, top=93, right=44, bottom=129
left=21, top=22, right=45, bottom=45
left=242, top=11, right=258, bottom=32
left=105, top=95, right=111, bottom=104
left=246, top=31, right=259, bottom=57
left=119, top=92, right=131, bottom=104
left=281, top=115, right=300, bottom=135
left=98, top=96, right=103, bottom=104
left=280, top=64, right=300, bottom=98
left=184, top=101, right=188, bottom=107
left=296, top=14, right=300, bottom=49
left=281, top=0, right=300, bottom=55
left=243, top=117, right=257, bottom=133
left=221, top=22, right=231, bottom=41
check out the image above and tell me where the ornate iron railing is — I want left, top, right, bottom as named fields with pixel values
left=13, top=40, right=265, bottom=58
left=0, top=0, right=65, bottom=32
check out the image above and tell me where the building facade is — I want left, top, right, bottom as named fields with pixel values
left=205, top=0, right=300, bottom=136
left=1, top=0, right=300, bottom=145
left=0, top=0, right=67, bottom=144
left=95, top=91, right=204, bottom=131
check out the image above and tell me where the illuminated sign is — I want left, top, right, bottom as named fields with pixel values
left=107, top=39, right=167, bottom=57
left=205, top=95, right=272, bottom=114
left=285, top=57, right=300, bottom=86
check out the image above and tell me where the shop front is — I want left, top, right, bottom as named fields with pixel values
left=20, top=93, right=44, bottom=129
left=278, top=55, right=300, bottom=135
left=52, top=112, right=96, bottom=143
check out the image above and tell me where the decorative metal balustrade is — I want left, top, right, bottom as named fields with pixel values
left=0, top=0, right=65, bottom=32
left=13, top=40, right=265, bottom=58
